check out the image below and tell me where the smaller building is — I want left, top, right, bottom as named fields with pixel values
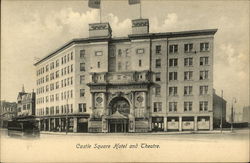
left=242, top=106, right=250, bottom=123
left=0, top=101, right=17, bottom=128
left=213, top=90, right=227, bottom=128
left=16, top=86, right=36, bottom=121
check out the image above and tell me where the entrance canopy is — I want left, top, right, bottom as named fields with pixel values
left=106, top=110, right=128, bottom=119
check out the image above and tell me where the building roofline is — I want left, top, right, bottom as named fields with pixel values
left=34, top=28, right=218, bottom=66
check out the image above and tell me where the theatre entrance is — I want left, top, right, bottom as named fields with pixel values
left=107, top=97, right=130, bottom=133
left=108, top=119, right=128, bottom=133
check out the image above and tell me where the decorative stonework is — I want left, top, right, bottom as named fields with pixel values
left=135, top=92, right=145, bottom=107
left=95, top=93, right=104, bottom=107
left=89, top=23, right=110, bottom=31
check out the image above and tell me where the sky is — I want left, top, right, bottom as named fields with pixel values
left=1, top=0, right=249, bottom=114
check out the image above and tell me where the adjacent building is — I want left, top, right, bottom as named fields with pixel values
left=212, top=90, right=227, bottom=128
left=34, top=18, right=217, bottom=132
left=0, top=101, right=17, bottom=128
left=16, top=86, right=36, bottom=121
left=242, top=106, right=250, bottom=123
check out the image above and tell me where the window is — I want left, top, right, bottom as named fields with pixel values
left=118, top=62, right=122, bottom=71
left=184, top=43, right=193, bottom=53
left=184, top=71, right=193, bottom=80
left=118, top=49, right=122, bottom=57
left=56, top=82, right=59, bottom=89
left=125, top=49, right=130, bottom=57
left=50, top=62, right=54, bottom=70
left=46, top=107, right=49, bottom=115
left=64, top=56, right=66, bottom=63
left=46, top=96, right=49, bottom=102
left=50, top=95, right=54, bottom=102
left=50, top=73, right=54, bottom=80
left=63, top=79, right=66, bottom=87
left=184, top=58, right=193, bottom=66
left=139, top=60, right=142, bottom=67
left=169, top=58, right=178, bottom=67
left=50, top=83, right=54, bottom=91
left=46, top=85, right=49, bottom=92
left=80, top=50, right=85, bottom=58
left=184, top=101, right=193, bottom=111
left=56, top=94, right=59, bottom=101
left=97, top=62, right=101, bottom=68
left=46, top=65, right=49, bottom=72
left=200, top=57, right=209, bottom=66
left=169, top=44, right=178, bottom=53
left=156, top=45, right=161, bottom=54
left=125, top=61, right=129, bottom=70
left=200, top=101, right=208, bottom=111
left=200, top=85, right=208, bottom=95
left=169, top=72, right=178, bottom=81
left=80, top=89, right=85, bottom=97
left=136, top=48, right=144, bottom=54
left=153, top=102, right=162, bottom=112
left=169, top=87, right=178, bottom=96
left=155, top=73, right=161, bottom=81
left=79, top=103, right=86, bottom=112
left=80, top=75, right=85, bottom=84
left=155, top=87, right=161, bottom=96
left=61, top=57, right=64, bottom=65
left=46, top=75, right=49, bottom=82
left=184, top=86, right=193, bottom=95
left=95, top=51, right=103, bottom=56
left=67, top=53, right=70, bottom=62
left=56, top=71, right=59, bottom=78
left=71, top=64, right=73, bottom=72
left=169, top=102, right=177, bottom=112
left=200, top=42, right=209, bottom=52
left=155, top=59, right=161, bottom=68
left=56, top=106, right=60, bottom=114
left=56, top=59, right=59, bottom=67
left=80, top=63, right=85, bottom=71
left=200, top=70, right=209, bottom=80
left=71, top=52, right=73, bottom=60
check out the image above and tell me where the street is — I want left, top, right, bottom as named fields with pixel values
left=0, top=128, right=249, bottom=162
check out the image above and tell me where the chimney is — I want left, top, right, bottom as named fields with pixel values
left=131, top=19, right=149, bottom=35
left=89, top=22, right=112, bottom=38
left=22, top=84, right=25, bottom=93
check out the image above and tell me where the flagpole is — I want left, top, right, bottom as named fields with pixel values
left=100, top=0, right=102, bottom=23
left=139, top=1, right=142, bottom=19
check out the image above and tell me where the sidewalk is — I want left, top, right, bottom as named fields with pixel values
left=40, top=129, right=234, bottom=136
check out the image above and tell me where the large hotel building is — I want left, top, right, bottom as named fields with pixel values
left=34, top=19, right=217, bottom=133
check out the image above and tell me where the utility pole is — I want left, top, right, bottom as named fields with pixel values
left=220, top=90, right=223, bottom=133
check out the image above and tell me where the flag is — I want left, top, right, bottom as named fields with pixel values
left=88, top=0, right=100, bottom=9
left=128, top=0, right=140, bottom=5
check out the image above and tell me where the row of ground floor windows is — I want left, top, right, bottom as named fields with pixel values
left=39, top=116, right=212, bottom=133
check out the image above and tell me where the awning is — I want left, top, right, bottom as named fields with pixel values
left=106, top=111, right=128, bottom=119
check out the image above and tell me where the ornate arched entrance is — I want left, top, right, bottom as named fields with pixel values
left=106, top=97, right=130, bottom=132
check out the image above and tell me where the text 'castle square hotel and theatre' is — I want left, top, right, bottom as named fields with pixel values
left=34, top=18, right=218, bottom=133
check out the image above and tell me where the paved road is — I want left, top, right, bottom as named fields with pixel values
left=1, top=128, right=249, bottom=162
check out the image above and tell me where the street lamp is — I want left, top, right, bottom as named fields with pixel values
left=231, top=97, right=237, bottom=132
